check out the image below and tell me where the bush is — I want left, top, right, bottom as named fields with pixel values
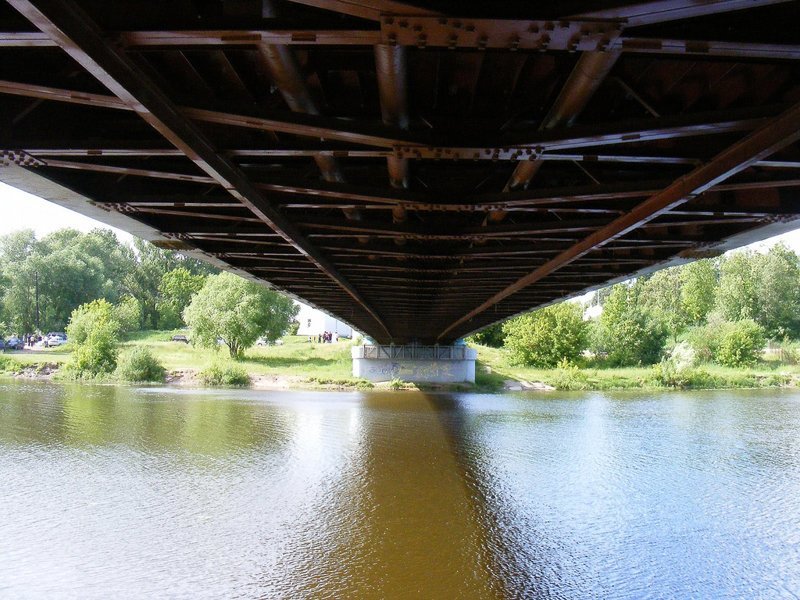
left=503, top=302, right=588, bottom=367
left=115, top=347, right=165, bottom=382
left=716, top=320, right=765, bottom=367
left=200, top=361, right=250, bottom=386
left=63, top=300, right=120, bottom=379
left=0, top=354, right=22, bottom=373
left=549, top=359, right=589, bottom=390
left=685, top=318, right=765, bottom=367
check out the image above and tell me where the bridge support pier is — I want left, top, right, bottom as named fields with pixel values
left=352, top=345, right=477, bottom=384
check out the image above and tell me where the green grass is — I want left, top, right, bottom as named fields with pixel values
left=119, top=332, right=354, bottom=378
left=474, top=344, right=800, bottom=391
left=3, top=348, right=70, bottom=365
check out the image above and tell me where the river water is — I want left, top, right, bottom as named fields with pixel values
left=1, top=381, right=800, bottom=599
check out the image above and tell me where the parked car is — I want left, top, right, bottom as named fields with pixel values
left=0, top=339, right=5, bottom=351
left=171, top=334, right=189, bottom=344
left=5, top=336, right=24, bottom=350
left=45, top=333, right=67, bottom=348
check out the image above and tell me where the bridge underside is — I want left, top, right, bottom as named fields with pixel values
left=2, top=0, right=800, bottom=343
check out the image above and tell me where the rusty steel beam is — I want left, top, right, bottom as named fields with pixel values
left=618, top=37, right=800, bottom=60
left=182, top=106, right=417, bottom=148
left=379, top=17, right=622, bottom=52
left=118, top=29, right=381, bottom=48
left=257, top=43, right=345, bottom=184
left=298, top=217, right=605, bottom=239
left=41, top=159, right=217, bottom=184
left=572, top=0, right=793, bottom=27
left=375, top=44, right=410, bottom=225
left=500, top=51, right=621, bottom=215
left=281, top=0, right=440, bottom=21
left=255, top=40, right=361, bottom=221
left=0, top=78, right=422, bottom=147
left=438, top=97, right=800, bottom=341
left=8, top=0, right=392, bottom=341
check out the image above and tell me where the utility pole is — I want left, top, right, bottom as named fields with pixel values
left=34, top=271, right=40, bottom=332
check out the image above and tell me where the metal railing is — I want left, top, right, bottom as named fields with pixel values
left=357, top=345, right=468, bottom=361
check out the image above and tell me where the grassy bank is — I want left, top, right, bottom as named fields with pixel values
left=475, top=345, right=800, bottom=391
left=4, top=332, right=800, bottom=392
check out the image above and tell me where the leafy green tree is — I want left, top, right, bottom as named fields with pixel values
left=502, top=302, right=588, bottom=367
left=466, top=322, right=506, bottom=348
left=593, top=282, right=667, bottom=366
left=158, top=267, right=206, bottom=329
left=680, top=259, right=717, bottom=325
left=113, top=296, right=143, bottom=335
left=183, top=272, right=298, bottom=359
left=756, top=244, right=800, bottom=338
left=715, top=252, right=760, bottom=322
left=64, top=299, right=120, bottom=378
left=0, top=229, right=38, bottom=333
left=123, top=239, right=217, bottom=329
left=638, top=267, right=687, bottom=337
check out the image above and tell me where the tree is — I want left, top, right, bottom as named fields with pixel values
left=158, top=267, right=206, bottom=329
left=680, top=259, right=717, bottom=325
left=593, top=281, right=667, bottom=366
left=638, top=267, right=687, bottom=337
left=113, top=295, right=143, bottom=334
left=502, top=302, right=588, bottom=367
left=183, top=272, right=298, bottom=359
left=123, top=239, right=218, bottom=329
left=466, top=322, right=506, bottom=347
left=715, top=251, right=760, bottom=322
left=756, top=244, right=800, bottom=338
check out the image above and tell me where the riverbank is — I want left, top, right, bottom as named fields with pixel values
left=3, top=332, right=800, bottom=392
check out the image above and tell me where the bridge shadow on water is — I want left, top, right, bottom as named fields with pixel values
left=422, top=392, right=572, bottom=599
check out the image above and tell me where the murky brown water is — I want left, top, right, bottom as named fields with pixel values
left=2, top=381, right=800, bottom=598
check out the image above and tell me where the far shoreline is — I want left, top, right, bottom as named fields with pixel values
left=3, top=332, right=800, bottom=394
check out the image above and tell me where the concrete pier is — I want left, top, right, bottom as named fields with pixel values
left=352, top=345, right=477, bottom=383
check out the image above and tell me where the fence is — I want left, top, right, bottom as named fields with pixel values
left=356, top=345, right=469, bottom=361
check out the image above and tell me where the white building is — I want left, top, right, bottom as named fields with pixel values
left=296, top=303, right=354, bottom=338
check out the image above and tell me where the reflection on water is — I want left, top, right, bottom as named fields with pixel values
left=2, top=382, right=800, bottom=598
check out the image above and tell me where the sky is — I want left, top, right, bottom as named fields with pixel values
left=2, top=178, right=800, bottom=253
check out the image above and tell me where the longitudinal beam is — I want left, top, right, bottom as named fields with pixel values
left=281, top=0, right=440, bottom=21
left=438, top=98, right=800, bottom=340
left=572, top=0, right=793, bottom=27
left=7, top=0, right=392, bottom=340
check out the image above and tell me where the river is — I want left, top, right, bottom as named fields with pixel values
left=1, top=381, right=799, bottom=599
